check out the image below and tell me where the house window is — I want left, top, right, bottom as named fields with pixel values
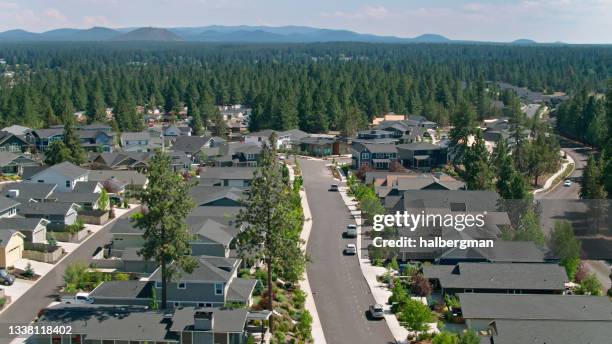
left=205, top=303, right=212, bottom=307
left=197, top=302, right=205, bottom=307
left=177, top=282, right=186, bottom=289
left=155, top=281, right=161, bottom=288
left=66, top=180, right=71, bottom=188
left=361, top=152, right=370, bottom=160
left=215, top=283, right=224, bottom=295
left=37, top=180, right=44, bottom=183
left=174, top=301, right=181, bottom=307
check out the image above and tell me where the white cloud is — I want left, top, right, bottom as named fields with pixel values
left=44, top=8, right=68, bottom=24
left=82, top=15, right=113, bottom=28
left=321, top=5, right=394, bottom=20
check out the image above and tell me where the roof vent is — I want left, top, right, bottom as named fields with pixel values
left=194, top=311, right=214, bottom=331
left=7, top=189, right=19, bottom=198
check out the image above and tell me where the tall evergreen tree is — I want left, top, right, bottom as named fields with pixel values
left=462, top=131, right=494, bottom=190
left=133, top=151, right=197, bottom=310
left=63, top=122, right=86, bottom=165
left=235, top=133, right=306, bottom=332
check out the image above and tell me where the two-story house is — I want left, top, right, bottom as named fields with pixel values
left=31, top=127, right=64, bottom=151
left=0, top=130, right=32, bottom=153
left=396, top=142, right=448, bottom=170
left=150, top=256, right=257, bottom=308
left=351, top=142, right=398, bottom=170
left=77, top=130, right=115, bottom=152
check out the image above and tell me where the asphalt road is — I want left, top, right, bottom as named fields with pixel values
left=300, top=158, right=395, bottom=344
left=536, top=137, right=589, bottom=201
left=0, top=207, right=139, bottom=341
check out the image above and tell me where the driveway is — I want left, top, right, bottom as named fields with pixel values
left=0, top=206, right=140, bottom=341
left=300, top=158, right=395, bottom=344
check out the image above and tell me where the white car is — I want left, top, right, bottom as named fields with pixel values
left=344, top=244, right=357, bottom=255
left=344, top=224, right=358, bottom=238
left=61, top=292, right=93, bottom=304
left=564, top=179, right=572, bottom=187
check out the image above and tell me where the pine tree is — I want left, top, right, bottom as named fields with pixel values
left=44, top=141, right=71, bottom=165
left=189, top=104, right=204, bottom=136
left=449, top=101, right=477, bottom=164
left=463, top=131, right=494, bottom=190
left=63, top=122, right=86, bottom=166
left=581, top=154, right=607, bottom=199
left=87, top=85, right=106, bottom=123
left=235, top=133, right=306, bottom=332
left=132, top=151, right=197, bottom=310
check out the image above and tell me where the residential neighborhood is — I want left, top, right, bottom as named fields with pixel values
left=0, top=8, right=611, bottom=343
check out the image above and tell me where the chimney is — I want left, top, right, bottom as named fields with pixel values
left=7, top=189, right=19, bottom=198
left=193, top=311, right=213, bottom=331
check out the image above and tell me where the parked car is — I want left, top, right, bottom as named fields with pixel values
left=0, top=269, right=14, bottom=286
left=60, top=292, right=93, bottom=304
left=344, top=224, right=358, bottom=238
left=329, top=184, right=339, bottom=192
left=564, top=179, right=572, bottom=187
left=343, top=244, right=357, bottom=255
left=369, top=304, right=385, bottom=319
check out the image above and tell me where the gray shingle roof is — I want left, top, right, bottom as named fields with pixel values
left=438, top=240, right=547, bottom=263
left=396, top=142, right=441, bottom=151
left=484, top=319, right=612, bottom=344
left=362, top=143, right=398, bottom=153
left=73, top=181, right=102, bottom=193
left=171, top=136, right=211, bottom=154
left=423, top=263, right=568, bottom=291
left=150, top=256, right=239, bottom=283
left=34, top=161, right=87, bottom=180
left=0, top=197, right=19, bottom=212
left=171, top=307, right=248, bottom=333
left=51, top=192, right=100, bottom=204
left=121, top=131, right=151, bottom=141
left=87, top=170, right=148, bottom=188
left=189, top=186, right=244, bottom=206
left=109, top=218, right=142, bottom=234
left=191, top=218, right=235, bottom=246
left=1, top=182, right=57, bottom=200
left=37, top=304, right=177, bottom=342
left=0, top=218, right=47, bottom=232
left=33, top=128, right=64, bottom=138
left=18, top=202, right=76, bottom=216
left=458, top=293, right=612, bottom=321
left=0, top=229, right=23, bottom=247
left=89, top=280, right=152, bottom=299
left=227, top=278, right=257, bottom=303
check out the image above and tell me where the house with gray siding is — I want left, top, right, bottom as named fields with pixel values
left=0, top=218, right=48, bottom=243
left=18, top=202, right=79, bottom=226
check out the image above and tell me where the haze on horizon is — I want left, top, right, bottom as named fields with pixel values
left=0, top=0, right=611, bottom=44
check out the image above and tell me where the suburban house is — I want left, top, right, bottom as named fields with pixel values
left=18, top=202, right=79, bottom=226
left=435, top=241, right=552, bottom=265
left=351, top=142, right=398, bottom=170
left=0, top=196, right=19, bottom=218
left=228, top=143, right=262, bottom=167
left=373, top=172, right=465, bottom=199
left=77, top=129, right=115, bottom=152
left=423, top=262, right=568, bottom=295
left=164, top=124, right=191, bottom=138
left=458, top=293, right=612, bottom=332
left=24, top=161, right=88, bottom=192
left=171, top=135, right=214, bottom=157
left=371, top=112, right=406, bottom=126
left=190, top=186, right=244, bottom=208
left=298, top=136, right=336, bottom=156
left=0, top=217, right=48, bottom=243
left=120, top=131, right=161, bottom=152
left=0, top=130, right=32, bottom=153
left=149, top=256, right=257, bottom=308
left=31, top=127, right=64, bottom=151
left=1, top=124, right=32, bottom=137
left=50, top=191, right=102, bottom=210
left=31, top=304, right=268, bottom=344
left=0, top=152, right=39, bottom=175
left=243, top=129, right=307, bottom=149
left=87, top=169, right=148, bottom=194
left=396, top=142, right=447, bottom=169
left=88, top=151, right=151, bottom=170
left=198, top=167, right=255, bottom=187
left=0, top=229, right=25, bottom=268
left=377, top=121, right=428, bottom=143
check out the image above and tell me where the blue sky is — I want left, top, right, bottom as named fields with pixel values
left=0, top=0, right=610, bottom=43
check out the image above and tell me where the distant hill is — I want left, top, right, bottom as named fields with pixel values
left=0, top=25, right=563, bottom=45
left=412, top=34, right=451, bottom=43
left=511, top=39, right=538, bottom=45
left=111, top=27, right=182, bottom=42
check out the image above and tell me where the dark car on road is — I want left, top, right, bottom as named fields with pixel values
left=0, top=269, right=15, bottom=286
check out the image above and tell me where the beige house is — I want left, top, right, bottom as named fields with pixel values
left=0, top=229, right=25, bottom=268
left=371, top=113, right=406, bottom=126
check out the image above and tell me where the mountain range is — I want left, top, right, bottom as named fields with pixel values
left=0, top=26, right=557, bottom=44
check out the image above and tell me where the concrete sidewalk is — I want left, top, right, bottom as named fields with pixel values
left=534, top=150, right=575, bottom=195
left=287, top=162, right=327, bottom=344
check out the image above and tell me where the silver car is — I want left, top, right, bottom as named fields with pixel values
left=343, top=244, right=357, bottom=255
left=344, top=224, right=358, bottom=238
left=369, top=304, right=384, bottom=319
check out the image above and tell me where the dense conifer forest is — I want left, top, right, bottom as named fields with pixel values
left=0, top=42, right=610, bottom=133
